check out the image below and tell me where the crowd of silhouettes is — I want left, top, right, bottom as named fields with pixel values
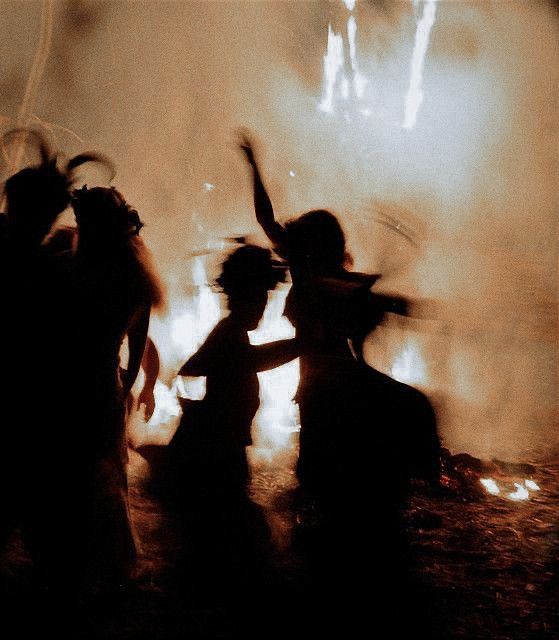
left=0, top=128, right=441, bottom=633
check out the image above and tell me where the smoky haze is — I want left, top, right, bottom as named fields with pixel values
left=0, top=0, right=557, bottom=461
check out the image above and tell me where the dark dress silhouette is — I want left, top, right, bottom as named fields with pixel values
left=162, top=245, right=299, bottom=590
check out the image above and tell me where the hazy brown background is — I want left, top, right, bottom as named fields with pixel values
left=0, top=0, right=557, bottom=461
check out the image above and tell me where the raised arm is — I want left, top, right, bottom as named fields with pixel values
left=238, top=132, right=286, bottom=249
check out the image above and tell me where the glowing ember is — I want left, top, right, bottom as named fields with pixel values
left=507, top=482, right=529, bottom=502
left=479, top=477, right=541, bottom=501
left=480, top=478, right=500, bottom=496
left=402, top=0, right=438, bottom=130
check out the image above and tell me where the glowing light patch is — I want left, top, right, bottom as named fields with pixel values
left=507, top=482, right=529, bottom=502
left=203, top=182, right=215, bottom=192
left=524, top=479, right=540, bottom=491
left=480, top=478, right=500, bottom=496
left=391, top=340, right=426, bottom=385
left=147, top=379, right=182, bottom=429
left=318, top=24, right=346, bottom=113
left=403, top=0, right=438, bottom=130
left=289, top=170, right=295, bottom=177
left=343, top=0, right=356, bottom=11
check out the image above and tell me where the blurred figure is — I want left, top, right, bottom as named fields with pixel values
left=238, top=132, right=440, bottom=497
left=239, top=131, right=441, bottom=632
left=65, top=185, right=164, bottom=592
left=168, top=245, right=299, bottom=591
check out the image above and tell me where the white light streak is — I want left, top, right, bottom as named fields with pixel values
left=402, top=0, right=438, bottom=130
left=347, top=15, right=366, bottom=98
left=318, top=24, right=346, bottom=113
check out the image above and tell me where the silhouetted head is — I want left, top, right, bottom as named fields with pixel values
left=285, top=209, right=350, bottom=275
left=5, top=164, right=70, bottom=245
left=2, top=128, right=115, bottom=247
left=217, top=244, right=286, bottom=329
left=71, top=186, right=143, bottom=248
left=71, top=185, right=164, bottom=308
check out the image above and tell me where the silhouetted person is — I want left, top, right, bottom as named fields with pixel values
left=238, top=132, right=440, bottom=495
left=166, top=245, right=298, bottom=592
left=64, top=185, right=164, bottom=592
left=0, top=131, right=113, bottom=590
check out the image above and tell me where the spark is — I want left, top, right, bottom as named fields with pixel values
left=289, top=170, right=295, bottom=177
left=402, top=0, right=438, bottom=130
left=203, top=182, right=215, bottom=192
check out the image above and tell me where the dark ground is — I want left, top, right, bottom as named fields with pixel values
left=1, top=451, right=558, bottom=639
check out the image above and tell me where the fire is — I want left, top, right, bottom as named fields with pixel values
left=479, top=478, right=541, bottom=502
left=402, top=0, right=438, bottom=130
left=249, top=285, right=300, bottom=461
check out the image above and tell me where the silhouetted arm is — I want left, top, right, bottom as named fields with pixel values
left=251, top=338, right=300, bottom=372
left=179, top=349, right=212, bottom=377
left=137, top=336, right=160, bottom=420
left=123, top=305, right=150, bottom=396
left=238, top=133, right=286, bottom=249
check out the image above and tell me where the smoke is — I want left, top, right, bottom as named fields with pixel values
left=0, top=0, right=557, bottom=461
